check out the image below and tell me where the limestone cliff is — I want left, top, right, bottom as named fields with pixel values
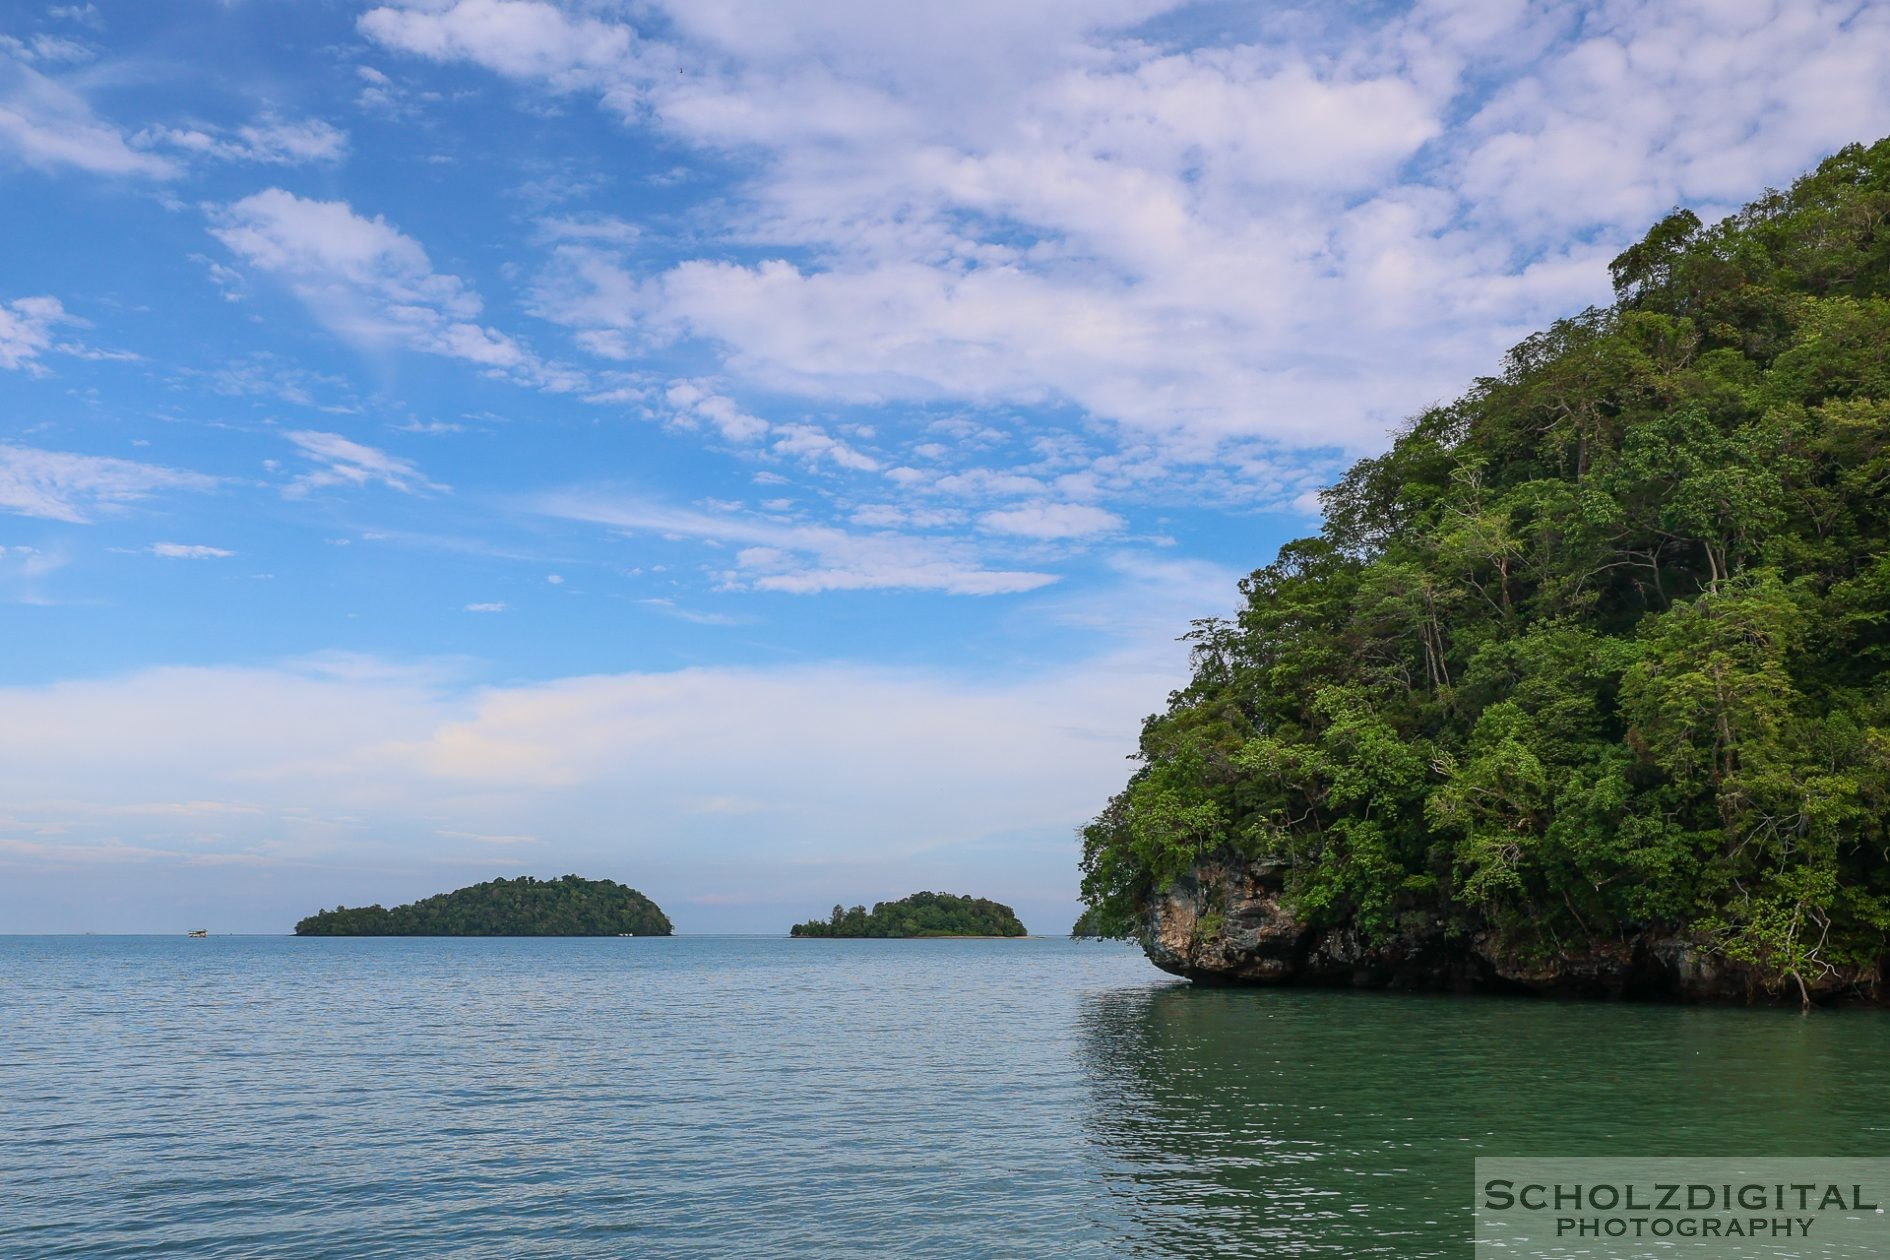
left=1139, top=859, right=1881, bottom=1005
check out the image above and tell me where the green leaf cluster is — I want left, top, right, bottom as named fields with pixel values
left=789, top=891, right=1028, bottom=937
left=294, top=874, right=673, bottom=936
left=1080, top=139, right=1890, bottom=998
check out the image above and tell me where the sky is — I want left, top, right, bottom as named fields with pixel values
left=3, top=0, right=1889, bottom=933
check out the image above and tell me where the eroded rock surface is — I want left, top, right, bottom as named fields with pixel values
left=1140, top=858, right=1880, bottom=1004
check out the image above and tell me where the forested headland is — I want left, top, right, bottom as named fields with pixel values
left=790, top=892, right=1028, bottom=937
left=1080, top=139, right=1890, bottom=1003
left=295, top=875, right=673, bottom=936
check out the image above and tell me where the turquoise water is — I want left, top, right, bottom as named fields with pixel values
left=2, top=936, right=1885, bottom=1258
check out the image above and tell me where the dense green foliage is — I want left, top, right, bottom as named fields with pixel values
left=790, top=892, right=1028, bottom=937
left=1080, top=140, right=1890, bottom=999
left=295, top=875, right=673, bottom=936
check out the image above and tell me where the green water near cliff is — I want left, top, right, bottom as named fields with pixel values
left=3, top=936, right=1883, bottom=1257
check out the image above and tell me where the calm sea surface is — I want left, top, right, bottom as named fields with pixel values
left=2, top=935, right=1886, bottom=1258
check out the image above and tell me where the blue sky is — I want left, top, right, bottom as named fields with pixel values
left=4, top=0, right=1889, bottom=932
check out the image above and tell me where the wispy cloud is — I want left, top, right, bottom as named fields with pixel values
left=0, top=443, right=215, bottom=523
left=541, top=490, right=1057, bottom=595
left=0, top=54, right=177, bottom=177
left=137, top=114, right=348, bottom=165
left=210, top=189, right=579, bottom=389
left=149, top=542, right=234, bottom=559
left=435, top=828, right=539, bottom=845
left=283, top=430, right=444, bottom=497
left=0, top=33, right=94, bottom=67
left=0, top=295, right=71, bottom=373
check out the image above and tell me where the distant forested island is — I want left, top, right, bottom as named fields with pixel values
left=295, top=875, right=673, bottom=936
left=1079, top=138, right=1890, bottom=1005
left=790, top=892, right=1028, bottom=937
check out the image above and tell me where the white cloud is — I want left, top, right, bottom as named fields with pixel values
left=436, top=828, right=540, bottom=845
left=362, top=0, right=1890, bottom=471
left=542, top=490, right=1057, bottom=595
left=47, top=6, right=103, bottom=31
left=0, top=55, right=177, bottom=177
left=359, top=0, right=641, bottom=86
left=653, top=380, right=886, bottom=478
left=537, top=213, right=640, bottom=244
left=138, top=114, right=348, bottom=165
left=979, top=502, right=1123, bottom=540
left=0, top=33, right=94, bottom=66
left=0, top=582, right=1217, bottom=927
left=0, top=295, right=71, bottom=372
left=149, top=543, right=235, bottom=559
left=849, top=503, right=967, bottom=530
left=664, top=380, right=770, bottom=442
left=283, top=430, right=443, bottom=497
left=465, top=601, right=507, bottom=612
left=210, top=189, right=576, bottom=389
left=0, top=543, right=67, bottom=594
left=0, top=443, right=215, bottom=523
left=769, top=422, right=878, bottom=471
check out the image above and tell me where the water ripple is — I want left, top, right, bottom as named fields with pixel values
left=2, top=936, right=1883, bottom=1258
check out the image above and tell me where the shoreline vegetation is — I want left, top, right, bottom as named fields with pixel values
left=790, top=892, right=1028, bottom=938
left=1079, top=138, right=1890, bottom=1006
left=294, top=875, right=673, bottom=937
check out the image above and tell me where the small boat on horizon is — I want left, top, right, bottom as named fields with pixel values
left=186, top=929, right=208, bottom=938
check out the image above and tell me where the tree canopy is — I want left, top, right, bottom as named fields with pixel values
left=295, top=875, right=673, bottom=936
left=790, top=892, right=1028, bottom=937
left=1080, top=139, right=1890, bottom=1001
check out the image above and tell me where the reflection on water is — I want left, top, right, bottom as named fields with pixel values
left=1, top=936, right=1884, bottom=1259
left=1077, top=985, right=1890, bottom=1258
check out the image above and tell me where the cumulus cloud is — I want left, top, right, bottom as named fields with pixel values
left=769, top=422, right=878, bottom=471
left=362, top=0, right=1890, bottom=467
left=665, top=380, right=770, bottom=442
left=209, top=189, right=576, bottom=389
left=283, top=430, right=444, bottom=497
left=359, top=0, right=641, bottom=86
left=653, top=380, right=889, bottom=480
left=979, top=502, right=1123, bottom=540
left=0, top=444, right=216, bottom=523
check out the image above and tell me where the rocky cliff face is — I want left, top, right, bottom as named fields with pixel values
left=1140, top=858, right=1881, bottom=1005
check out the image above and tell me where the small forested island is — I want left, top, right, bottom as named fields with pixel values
left=295, top=875, right=673, bottom=936
left=790, top=892, right=1028, bottom=937
left=1079, top=139, right=1890, bottom=1006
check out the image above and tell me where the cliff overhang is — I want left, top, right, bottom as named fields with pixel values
left=1139, top=859, right=1883, bottom=1006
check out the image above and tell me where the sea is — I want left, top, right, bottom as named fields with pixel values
left=2, top=935, right=1885, bottom=1258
